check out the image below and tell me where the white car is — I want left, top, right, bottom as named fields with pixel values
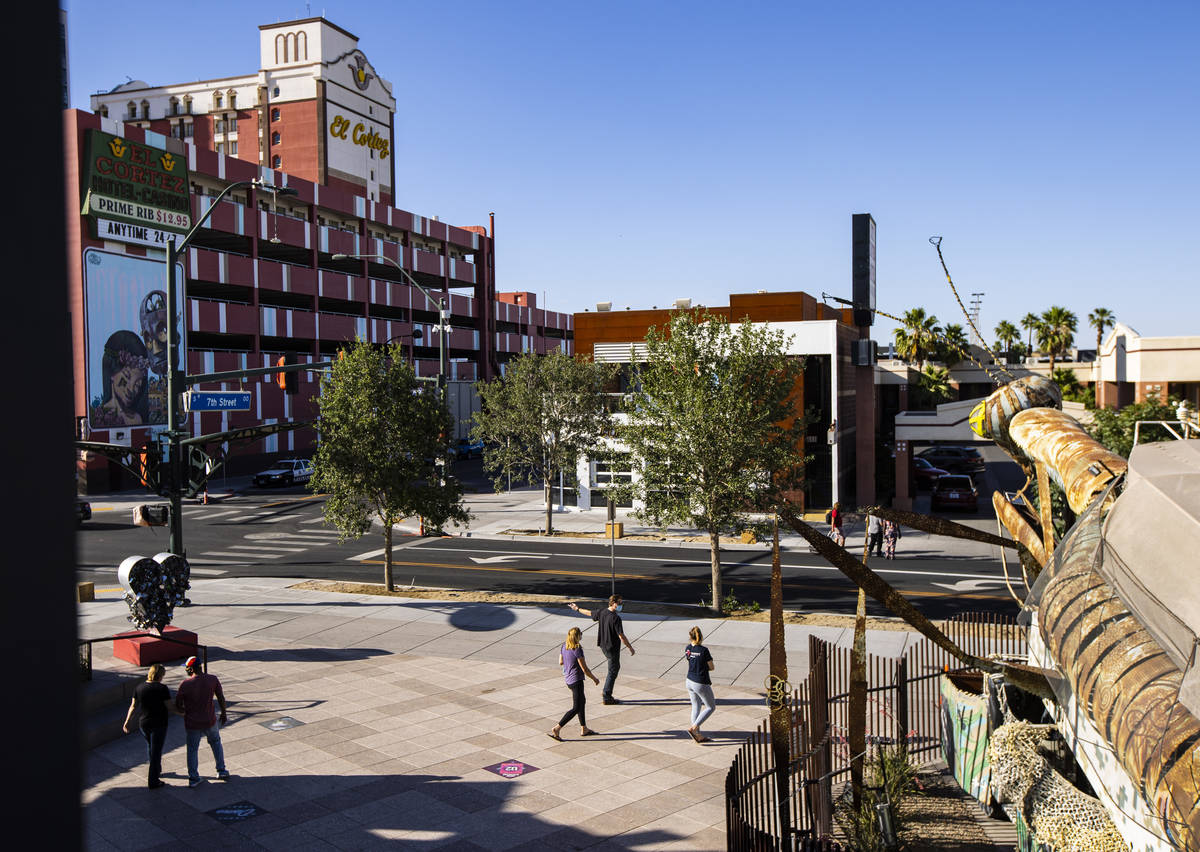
left=253, top=459, right=313, bottom=487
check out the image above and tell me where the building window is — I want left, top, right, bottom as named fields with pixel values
left=216, top=142, right=225, bottom=154
left=169, top=97, right=179, bottom=116
left=370, top=170, right=374, bottom=180
left=271, top=107, right=280, bottom=121
left=272, top=131, right=281, bottom=144
left=140, top=100, right=150, bottom=119
left=98, top=105, right=109, bottom=118
left=227, top=90, right=236, bottom=109
left=228, top=116, right=238, bottom=132
left=183, top=96, right=192, bottom=114
left=229, top=141, right=238, bottom=156
left=272, top=155, right=281, bottom=169
left=272, top=86, right=280, bottom=97
left=214, top=92, right=223, bottom=109
left=170, top=123, right=181, bottom=138
left=215, top=118, right=225, bottom=134
left=182, top=121, right=193, bottom=138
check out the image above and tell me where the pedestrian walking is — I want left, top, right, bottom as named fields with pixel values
left=683, top=626, right=716, bottom=743
left=867, top=513, right=884, bottom=557
left=122, top=663, right=178, bottom=788
left=883, top=518, right=901, bottom=559
left=829, top=502, right=845, bottom=547
left=175, top=656, right=230, bottom=787
left=568, top=594, right=636, bottom=704
left=548, top=627, right=600, bottom=741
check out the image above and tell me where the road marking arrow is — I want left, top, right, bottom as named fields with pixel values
left=931, top=579, right=1009, bottom=593
left=469, top=555, right=550, bottom=564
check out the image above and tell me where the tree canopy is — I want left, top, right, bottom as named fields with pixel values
left=471, top=350, right=618, bottom=535
left=894, top=308, right=941, bottom=366
left=310, top=339, right=468, bottom=591
left=1036, top=306, right=1078, bottom=374
left=993, top=320, right=1020, bottom=357
left=609, top=311, right=808, bottom=611
left=1087, top=393, right=1180, bottom=459
left=1088, top=307, right=1115, bottom=353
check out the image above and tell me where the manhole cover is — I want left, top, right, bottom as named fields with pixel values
left=483, top=760, right=539, bottom=779
left=260, top=716, right=305, bottom=731
left=209, top=802, right=266, bottom=823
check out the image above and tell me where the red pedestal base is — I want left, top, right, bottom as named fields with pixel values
left=113, top=626, right=198, bottom=666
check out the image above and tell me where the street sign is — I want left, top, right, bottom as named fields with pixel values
left=184, top=391, right=253, bottom=412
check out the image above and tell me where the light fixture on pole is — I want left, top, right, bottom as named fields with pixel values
left=386, top=327, right=423, bottom=367
left=166, top=178, right=298, bottom=557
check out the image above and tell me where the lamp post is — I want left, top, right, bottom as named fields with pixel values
left=386, top=327, right=423, bottom=367
left=166, top=178, right=297, bottom=556
left=331, top=253, right=448, bottom=407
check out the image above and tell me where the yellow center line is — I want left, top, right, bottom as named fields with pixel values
left=360, top=559, right=1004, bottom=600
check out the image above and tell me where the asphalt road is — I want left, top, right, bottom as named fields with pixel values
left=78, top=448, right=1030, bottom=620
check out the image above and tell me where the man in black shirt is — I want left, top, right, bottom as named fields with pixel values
left=122, top=663, right=178, bottom=788
left=569, top=595, right=635, bottom=704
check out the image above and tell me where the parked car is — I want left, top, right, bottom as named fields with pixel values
left=76, top=499, right=92, bottom=525
left=450, top=438, right=484, bottom=460
left=913, top=457, right=949, bottom=489
left=253, top=458, right=313, bottom=487
left=916, top=446, right=986, bottom=475
left=931, top=474, right=979, bottom=512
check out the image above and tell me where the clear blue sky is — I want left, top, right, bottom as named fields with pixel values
left=66, top=1, right=1198, bottom=349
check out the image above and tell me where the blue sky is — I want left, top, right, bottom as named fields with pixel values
left=66, top=1, right=1198, bottom=349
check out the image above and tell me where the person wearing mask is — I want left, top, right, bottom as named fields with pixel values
left=683, top=626, right=716, bottom=743
left=568, top=595, right=636, bottom=704
left=548, top=626, right=600, bottom=741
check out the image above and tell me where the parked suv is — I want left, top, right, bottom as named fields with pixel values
left=931, top=474, right=979, bottom=512
left=916, top=446, right=985, bottom=475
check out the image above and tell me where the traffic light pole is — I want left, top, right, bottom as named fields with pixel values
left=164, top=178, right=297, bottom=557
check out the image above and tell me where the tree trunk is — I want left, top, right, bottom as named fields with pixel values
left=543, top=473, right=553, bottom=536
left=383, top=518, right=394, bottom=592
left=709, top=530, right=722, bottom=612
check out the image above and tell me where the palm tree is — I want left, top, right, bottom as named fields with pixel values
left=1021, top=312, right=1041, bottom=354
left=917, top=364, right=954, bottom=407
left=894, top=308, right=941, bottom=366
left=1036, top=306, right=1078, bottom=374
left=940, top=323, right=970, bottom=364
left=994, top=320, right=1020, bottom=359
left=1088, top=307, right=1115, bottom=355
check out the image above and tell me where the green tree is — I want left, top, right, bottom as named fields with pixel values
left=1087, top=393, right=1180, bottom=459
left=994, top=320, right=1020, bottom=358
left=471, top=350, right=618, bottom=536
left=894, top=308, right=941, bottom=366
left=310, top=339, right=468, bottom=591
left=610, top=312, right=807, bottom=612
left=939, top=323, right=970, bottom=364
left=1036, top=306, right=1078, bottom=374
left=1088, top=307, right=1115, bottom=354
left=1051, top=367, right=1093, bottom=407
left=1021, top=312, right=1041, bottom=354
left=912, top=364, right=954, bottom=409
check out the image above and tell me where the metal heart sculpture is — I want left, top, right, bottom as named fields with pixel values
left=118, top=552, right=191, bottom=632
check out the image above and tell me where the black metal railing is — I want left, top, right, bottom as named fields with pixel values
left=78, top=632, right=207, bottom=681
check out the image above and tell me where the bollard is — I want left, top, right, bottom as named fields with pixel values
left=76, top=581, right=95, bottom=602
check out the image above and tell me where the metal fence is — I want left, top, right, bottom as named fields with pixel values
left=725, top=612, right=1025, bottom=850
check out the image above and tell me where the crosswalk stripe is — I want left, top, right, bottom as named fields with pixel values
left=186, top=567, right=227, bottom=575
left=199, top=551, right=286, bottom=559
left=351, top=548, right=386, bottom=561
left=257, top=515, right=299, bottom=523
left=187, top=559, right=248, bottom=566
left=275, top=537, right=340, bottom=545
left=300, top=516, right=327, bottom=524
left=228, top=545, right=308, bottom=553
left=191, top=509, right=240, bottom=519
left=300, top=528, right=342, bottom=535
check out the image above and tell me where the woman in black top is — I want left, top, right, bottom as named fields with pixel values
left=122, top=663, right=176, bottom=788
left=683, top=626, right=716, bottom=743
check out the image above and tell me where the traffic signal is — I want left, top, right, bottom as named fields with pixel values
left=276, top=355, right=298, bottom=394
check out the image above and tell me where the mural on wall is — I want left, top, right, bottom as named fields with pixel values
left=85, top=248, right=184, bottom=431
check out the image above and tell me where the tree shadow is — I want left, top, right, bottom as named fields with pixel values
left=85, top=770, right=696, bottom=850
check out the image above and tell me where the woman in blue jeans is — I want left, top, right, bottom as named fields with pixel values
left=683, top=626, right=716, bottom=743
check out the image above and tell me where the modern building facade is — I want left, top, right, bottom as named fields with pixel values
left=572, top=292, right=875, bottom=513
left=71, top=17, right=573, bottom=493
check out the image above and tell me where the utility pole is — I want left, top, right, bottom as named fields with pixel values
left=165, top=179, right=298, bottom=556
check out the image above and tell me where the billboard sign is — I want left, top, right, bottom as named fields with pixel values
left=84, top=249, right=185, bottom=431
left=81, top=129, right=191, bottom=236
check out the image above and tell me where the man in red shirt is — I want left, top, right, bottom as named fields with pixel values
left=175, top=656, right=230, bottom=788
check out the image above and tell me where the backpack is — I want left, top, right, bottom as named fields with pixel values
left=825, top=510, right=832, bottom=524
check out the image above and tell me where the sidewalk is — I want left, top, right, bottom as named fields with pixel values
left=81, top=577, right=1018, bottom=851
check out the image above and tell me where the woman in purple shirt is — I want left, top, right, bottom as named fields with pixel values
left=548, top=627, right=600, bottom=741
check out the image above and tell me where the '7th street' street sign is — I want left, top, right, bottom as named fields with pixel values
left=184, top=391, right=252, bottom=412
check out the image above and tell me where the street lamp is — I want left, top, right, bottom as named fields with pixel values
left=386, top=327, right=423, bottom=367
left=331, top=253, right=448, bottom=406
left=165, top=178, right=298, bottom=556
